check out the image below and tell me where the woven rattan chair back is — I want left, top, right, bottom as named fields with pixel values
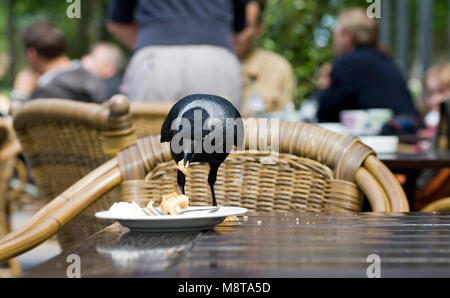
left=118, top=118, right=409, bottom=213
left=12, top=96, right=135, bottom=247
left=421, top=197, right=450, bottom=212
left=130, top=102, right=173, bottom=138
left=122, top=153, right=362, bottom=213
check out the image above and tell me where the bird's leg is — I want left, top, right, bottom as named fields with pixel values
left=208, top=164, right=220, bottom=206
left=177, top=169, right=186, bottom=194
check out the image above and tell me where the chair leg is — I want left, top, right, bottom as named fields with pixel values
left=0, top=215, right=21, bottom=277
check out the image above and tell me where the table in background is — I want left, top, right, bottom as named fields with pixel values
left=379, top=150, right=450, bottom=209
left=379, top=150, right=450, bottom=169
left=24, top=212, right=450, bottom=278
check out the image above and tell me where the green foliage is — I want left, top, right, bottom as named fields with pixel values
left=10, top=0, right=111, bottom=61
left=257, top=0, right=364, bottom=105
left=433, top=0, right=450, bottom=62
left=0, top=0, right=112, bottom=88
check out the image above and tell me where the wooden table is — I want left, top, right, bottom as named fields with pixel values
left=23, top=212, right=450, bottom=278
left=379, top=150, right=450, bottom=169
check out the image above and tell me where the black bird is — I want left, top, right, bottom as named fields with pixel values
left=161, top=94, right=244, bottom=206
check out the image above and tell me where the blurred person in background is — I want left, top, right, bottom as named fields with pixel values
left=414, top=64, right=450, bottom=210
left=106, top=0, right=245, bottom=109
left=317, top=63, right=333, bottom=91
left=432, top=64, right=450, bottom=149
left=235, top=0, right=296, bottom=117
left=81, top=42, right=124, bottom=99
left=425, top=64, right=450, bottom=111
left=11, top=21, right=107, bottom=104
left=419, top=64, right=450, bottom=140
left=316, top=8, right=419, bottom=126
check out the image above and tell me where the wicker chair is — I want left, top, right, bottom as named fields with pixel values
left=415, top=101, right=450, bottom=210
left=9, top=96, right=136, bottom=248
left=421, top=197, right=450, bottom=212
left=130, top=101, right=173, bottom=138
left=0, top=118, right=409, bottom=262
left=0, top=117, right=22, bottom=277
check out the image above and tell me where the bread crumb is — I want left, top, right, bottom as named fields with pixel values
left=160, top=192, right=189, bottom=215
left=224, top=215, right=239, bottom=222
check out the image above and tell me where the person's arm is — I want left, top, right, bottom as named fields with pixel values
left=10, top=68, right=40, bottom=102
left=317, top=63, right=332, bottom=90
left=233, top=0, right=248, bottom=34
left=427, top=90, right=450, bottom=110
left=106, top=22, right=137, bottom=50
left=233, top=0, right=261, bottom=60
left=106, top=0, right=138, bottom=50
left=316, top=59, right=356, bottom=122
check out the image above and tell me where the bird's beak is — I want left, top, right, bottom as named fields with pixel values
left=177, top=152, right=192, bottom=175
left=183, top=152, right=191, bottom=168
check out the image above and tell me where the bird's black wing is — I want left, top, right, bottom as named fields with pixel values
left=160, top=115, right=174, bottom=143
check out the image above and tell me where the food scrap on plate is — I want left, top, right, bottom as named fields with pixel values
left=160, top=192, right=190, bottom=215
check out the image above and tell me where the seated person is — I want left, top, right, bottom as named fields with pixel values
left=11, top=21, right=107, bottom=103
left=419, top=64, right=450, bottom=140
left=235, top=0, right=296, bottom=117
left=412, top=64, right=450, bottom=210
left=81, top=43, right=124, bottom=99
left=316, top=8, right=419, bottom=124
left=433, top=64, right=450, bottom=149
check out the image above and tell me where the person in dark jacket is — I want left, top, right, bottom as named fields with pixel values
left=81, top=43, right=124, bottom=99
left=11, top=21, right=107, bottom=103
left=317, top=8, right=419, bottom=123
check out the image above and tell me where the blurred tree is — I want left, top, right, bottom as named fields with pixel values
left=6, top=0, right=16, bottom=87
left=257, top=0, right=366, bottom=105
left=0, top=0, right=113, bottom=88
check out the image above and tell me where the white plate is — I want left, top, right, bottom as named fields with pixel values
left=95, top=206, right=248, bottom=232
